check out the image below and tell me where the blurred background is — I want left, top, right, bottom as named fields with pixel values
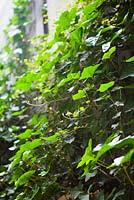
left=0, top=0, right=74, bottom=46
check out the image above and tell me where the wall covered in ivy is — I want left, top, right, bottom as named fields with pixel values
left=0, top=0, right=134, bottom=199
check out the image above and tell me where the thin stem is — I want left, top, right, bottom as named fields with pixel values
left=27, top=97, right=69, bottom=107
left=123, top=166, right=134, bottom=188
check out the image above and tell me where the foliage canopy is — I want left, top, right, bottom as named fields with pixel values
left=0, top=0, right=134, bottom=199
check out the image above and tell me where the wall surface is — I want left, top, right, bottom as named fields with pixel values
left=28, top=0, right=44, bottom=37
left=0, top=0, right=74, bottom=46
left=0, top=0, right=13, bottom=46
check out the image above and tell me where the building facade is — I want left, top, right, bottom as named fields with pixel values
left=0, top=0, right=74, bottom=45
left=0, top=0, right=13, bottom=46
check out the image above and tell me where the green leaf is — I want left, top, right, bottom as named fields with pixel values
left=15, top=73, right=40, bottom=92
left=15, top=170, right=35, bottom=187
left=71, top=27, right=82, bottom=44
left=98, top=81, right=115, bottom=92
left=71, top=190, right=82, bottom=199
left=120, top=65, right=134, bottom=79
left=30, top=185, right=40, bottom=200
left=12, top=107, right=27, bottom=116
left=18, top=129, right=33, bottom=139
left=20, top=139, right=42, bottom=151
left=125, top=56, right=134, bottom=62
left=80, top=64, right=100, bottom=80
left=42, top=132, right=61, bottom=142
left=110, top=156, right=124, bottom=167
left=77, top=139, right=94, bottom=168
left=109, top=135, right=134, bottom=148
left=79, top=194, right=89, bottom=200
left=86, top=32, right=101, bottom=46
left=102, top=42, right=111, bottom=52
left=83, top=0, right=105, bottom=16
left=112, top=190, right=124, bottom=200
left=72, top=89, right=86, bottom=101
left=85, top=171, right=97, bottom=182
left=102, top=46, right=116, bottom=60
left=94, top=135, right=134, bottom=164
left=57, top=72, right=80, bottom=87
left=96, top=191, right=104, bottom=200
left=10, top=139, right=42, bottom=168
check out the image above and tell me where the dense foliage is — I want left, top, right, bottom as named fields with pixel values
left=0, top=0, right=134, bottom=199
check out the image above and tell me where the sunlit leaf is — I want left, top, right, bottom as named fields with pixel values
left=102, top=42, right=111, bottom=52
left=102, top=46, right=116, bottom=60
left=42, top=132, right=61, bottom=142
left=80, top=64, right=100, bottom=80
left=125, top=56, right=134, bottom=62
left=72, top=89, right=86, bottom=100
left=18, top=129, right=33, bottom=139
left=12, top=108, right=27, bottom=116
left=86, top=32, right=101, bottom=46
left=77, top=139, right=94, bottom=168
left=98, top=81, right=115, bottom=92
left=15, top=170, right=35, bottom=187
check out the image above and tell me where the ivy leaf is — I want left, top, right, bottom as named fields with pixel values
left=72, top=89, right=86, bottom=101
left=96, top=191, right=104, bottom=200
left=42, top=133, right=61, bottom=142
left=109, top=149, right=134, bottom=167
left=10, top=139, right=42, bottom=168
left=15, top=170, right=35, bottom=187
left=18, top=129, right=33, bottom=139
left=94, top=135, right=134, bottom=163
left=79, top=194, right=89, bottom=200
left=102, top=46, right=116, bottom=60
left=86, top=32, right=101, bottom=46
left=98, top=81, right=115, bottom=92
left=120, top=65, right=134, bottom=79
left=102, top=42, right=111, bottom=52
left=112, top=190, right=125, bottom=200
left=30, top=185, right=40, bottom=200
left=83, top=0, right=105, bottom=16
left=85, top=171, right=97, bottom=182
left=57, top=72, right=80, bottom=87
left=80, top=64, right=100, bottom=80
left=12, top=107, right=27, bottom=116
left=20, top=139, right=42, bottom=151
left=125, top=56, right=134, bottom=62
left=77, top=139, right=94, bottom=168
left=110, top=156, right=124, bottom=166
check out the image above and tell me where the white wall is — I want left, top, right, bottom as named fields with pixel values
left=0, top=0, right=13, bottom=46
left=47, top=0, right=74, bottom=33
left=0, top=0, right=74, bottom=46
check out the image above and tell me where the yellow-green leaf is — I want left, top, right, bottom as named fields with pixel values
left=102, top=46, right=116, bottom=60
left=98, top=81, right=115, bottom=92
left=72, top=90, right=86, bottom=101
left=80, top=64, right=100, bottom=80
